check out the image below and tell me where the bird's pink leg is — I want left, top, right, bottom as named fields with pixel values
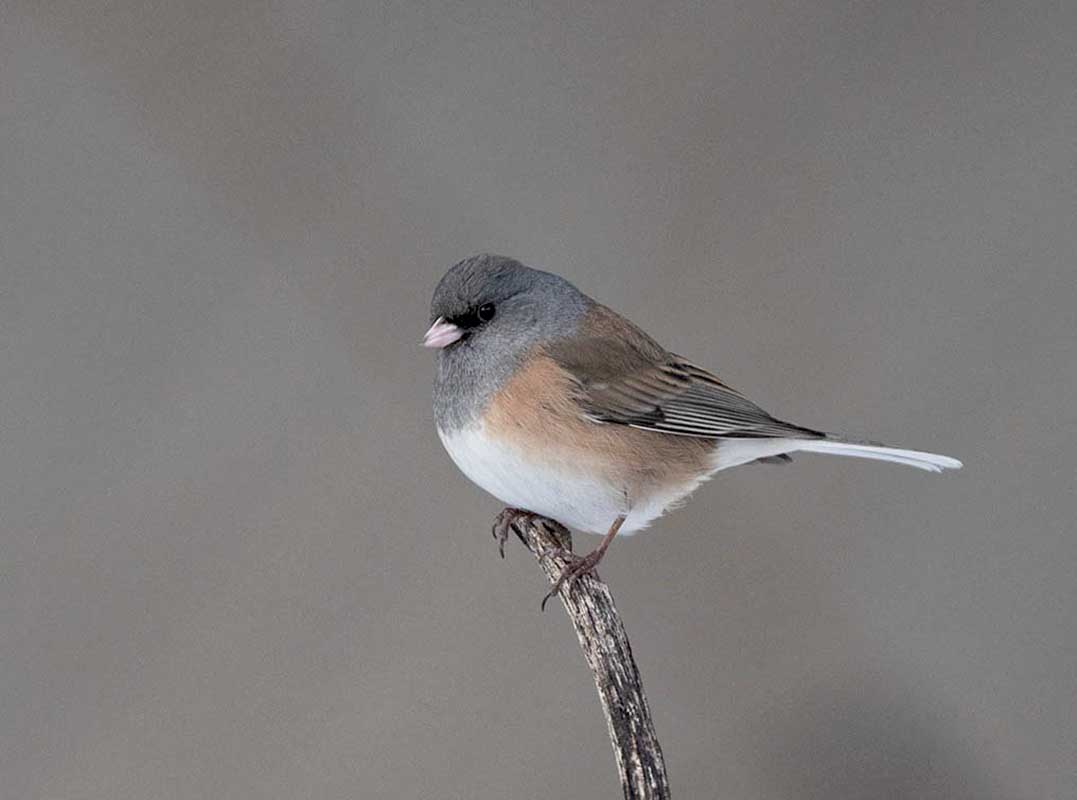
left=541, top=515, right=626, bottom=611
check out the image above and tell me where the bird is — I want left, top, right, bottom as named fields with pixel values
left=424, top=253, right=961, bottom=608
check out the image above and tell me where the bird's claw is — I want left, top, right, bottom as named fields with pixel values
left=492, top=509, right=595, bottom=611
left=492, top=508, right=540, bottom=559
left=541, top=549, right=602, bottom=611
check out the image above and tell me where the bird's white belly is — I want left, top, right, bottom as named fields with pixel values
left=438, top=423, right=685, bottom=535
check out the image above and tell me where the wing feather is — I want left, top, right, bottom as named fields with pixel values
left=545, top=326, right=824, bottom=440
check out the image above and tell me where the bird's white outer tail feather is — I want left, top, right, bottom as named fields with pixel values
left=794, top=440, right=963, bottom=473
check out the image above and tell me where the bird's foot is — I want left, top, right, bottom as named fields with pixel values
left=541, top=547, right=605, bottom=612
left=492, top=507, right=544, bottom=558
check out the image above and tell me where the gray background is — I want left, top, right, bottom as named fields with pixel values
left=2, top=2, right=1074, bottom=798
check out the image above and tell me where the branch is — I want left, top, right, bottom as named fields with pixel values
left=508, top=515, right=671, bottom=799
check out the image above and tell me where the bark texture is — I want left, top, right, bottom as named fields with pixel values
left=508, top=515, right=671, bottom=799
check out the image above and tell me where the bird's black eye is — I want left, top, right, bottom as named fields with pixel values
left=477, top=302, right=496, bottom=322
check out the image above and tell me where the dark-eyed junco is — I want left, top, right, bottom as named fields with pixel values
left=424, top=254, right=961, bottom=607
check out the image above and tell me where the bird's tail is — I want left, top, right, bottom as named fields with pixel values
left=793, top=439, right=962, bottom=473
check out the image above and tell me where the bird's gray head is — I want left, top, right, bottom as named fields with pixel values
left=424, top=253, right=592, bottom=429
left=424, top=253, right=591, bottom=352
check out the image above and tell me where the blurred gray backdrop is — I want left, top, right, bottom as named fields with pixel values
left=2, top=2, right=1075, bottom=798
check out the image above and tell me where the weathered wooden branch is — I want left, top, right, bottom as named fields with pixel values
left=507, top=515, right=671, bottom=799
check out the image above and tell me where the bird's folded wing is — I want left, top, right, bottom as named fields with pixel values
left=545, top=334, right=825, bottom=440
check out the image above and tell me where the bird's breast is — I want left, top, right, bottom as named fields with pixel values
left=438, top=423, right=626, bottom=534
left=436, top=352, right=718, bottom=534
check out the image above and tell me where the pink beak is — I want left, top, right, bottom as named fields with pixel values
left=422, top=317, right=464, bottom=348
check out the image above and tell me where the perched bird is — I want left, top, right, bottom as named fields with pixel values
left=424, top=254, right=961, bottom=607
